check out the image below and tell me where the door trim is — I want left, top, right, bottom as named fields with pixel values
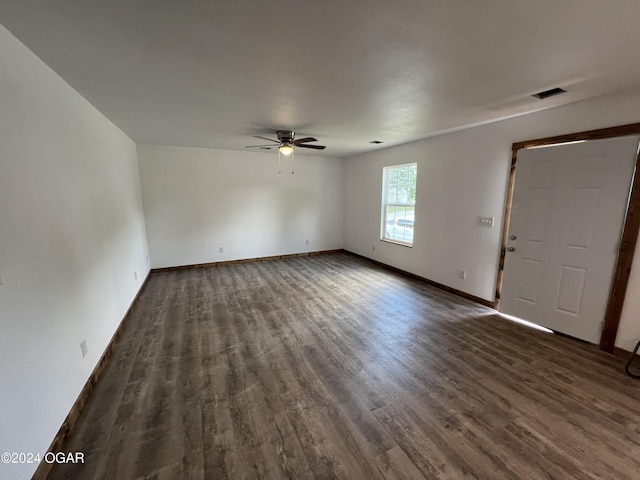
left=495, top=122, right=640, bottom=352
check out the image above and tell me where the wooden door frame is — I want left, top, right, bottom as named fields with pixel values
left=495, top=122, right=640, bottom=353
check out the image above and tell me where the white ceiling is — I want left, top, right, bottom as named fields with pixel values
left=2, top=0, right=640, bottom=157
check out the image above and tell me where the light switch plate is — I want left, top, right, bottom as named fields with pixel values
left=479, top=216, right=494, bottom=227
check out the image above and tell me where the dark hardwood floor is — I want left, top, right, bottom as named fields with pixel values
left=48, top=252, right=640, bottom=479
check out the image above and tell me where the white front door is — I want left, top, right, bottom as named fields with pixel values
left=500, top=135, right=639, bottom=343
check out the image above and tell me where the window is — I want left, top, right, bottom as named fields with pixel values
left=381, top=163, right=417, bottom=246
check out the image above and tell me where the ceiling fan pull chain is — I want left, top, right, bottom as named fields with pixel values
left=291, top=151, right=295, bottom=174
left=278, top=150, right=282, bottom=174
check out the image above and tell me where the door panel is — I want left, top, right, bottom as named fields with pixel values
left=566, top=188, right=598, bottom=248
left=516, top=259, right=541, bottom=304
left=500, top=135, right=639, bottom=343
left=523, top=188, right=551, bottom=243
left=555, top=265, right=587, bottom=315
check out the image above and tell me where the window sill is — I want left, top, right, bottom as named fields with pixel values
left=381, top=238, right=413, bottom=248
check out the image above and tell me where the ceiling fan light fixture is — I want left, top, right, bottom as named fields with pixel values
left=279, top=142, right=294, bottom=156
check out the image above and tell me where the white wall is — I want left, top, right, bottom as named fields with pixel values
left=344, top=86, right=640, bottom=351
left=138, top=145, right=344, bottom=268
left=0, top=25, right=149, bottom=480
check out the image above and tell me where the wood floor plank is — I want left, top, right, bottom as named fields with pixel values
left=48, top=253, right=640, bottom=480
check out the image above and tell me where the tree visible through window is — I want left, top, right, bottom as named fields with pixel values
left=381, top=163, right=417, bottom=245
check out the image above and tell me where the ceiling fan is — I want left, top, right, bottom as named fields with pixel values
left=245, top=130, right=326, bottom=155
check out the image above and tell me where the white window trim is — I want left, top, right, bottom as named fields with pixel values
left=381, top=162, right=417, bottom=247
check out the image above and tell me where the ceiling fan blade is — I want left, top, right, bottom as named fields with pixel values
left=253, top=135, right=280, bottom=143
left=245, top=144, right=275, bottom=148
left=294, top=137, right=317, bottom=145
left=297, top=144, right=326, bottom=150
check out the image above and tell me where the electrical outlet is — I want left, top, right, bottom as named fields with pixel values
left=134, top=271, right=138, bottom=280
left=219, top=246, right=224, bottom=253
left=305, top=239, right=310, bottom=245
left=80, top=340, right=88, bottom=358
left=459, top=269, right=467, bottom=280
left=372, top=245, right=376, bottom=252
left=479, top=216, right=494, bottom=227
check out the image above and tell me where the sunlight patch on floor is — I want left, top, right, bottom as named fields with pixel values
left=497, top=313, right=554, bottom=334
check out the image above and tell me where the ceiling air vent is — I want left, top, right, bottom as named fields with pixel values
left=532, top=87, right=566, bottom=100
